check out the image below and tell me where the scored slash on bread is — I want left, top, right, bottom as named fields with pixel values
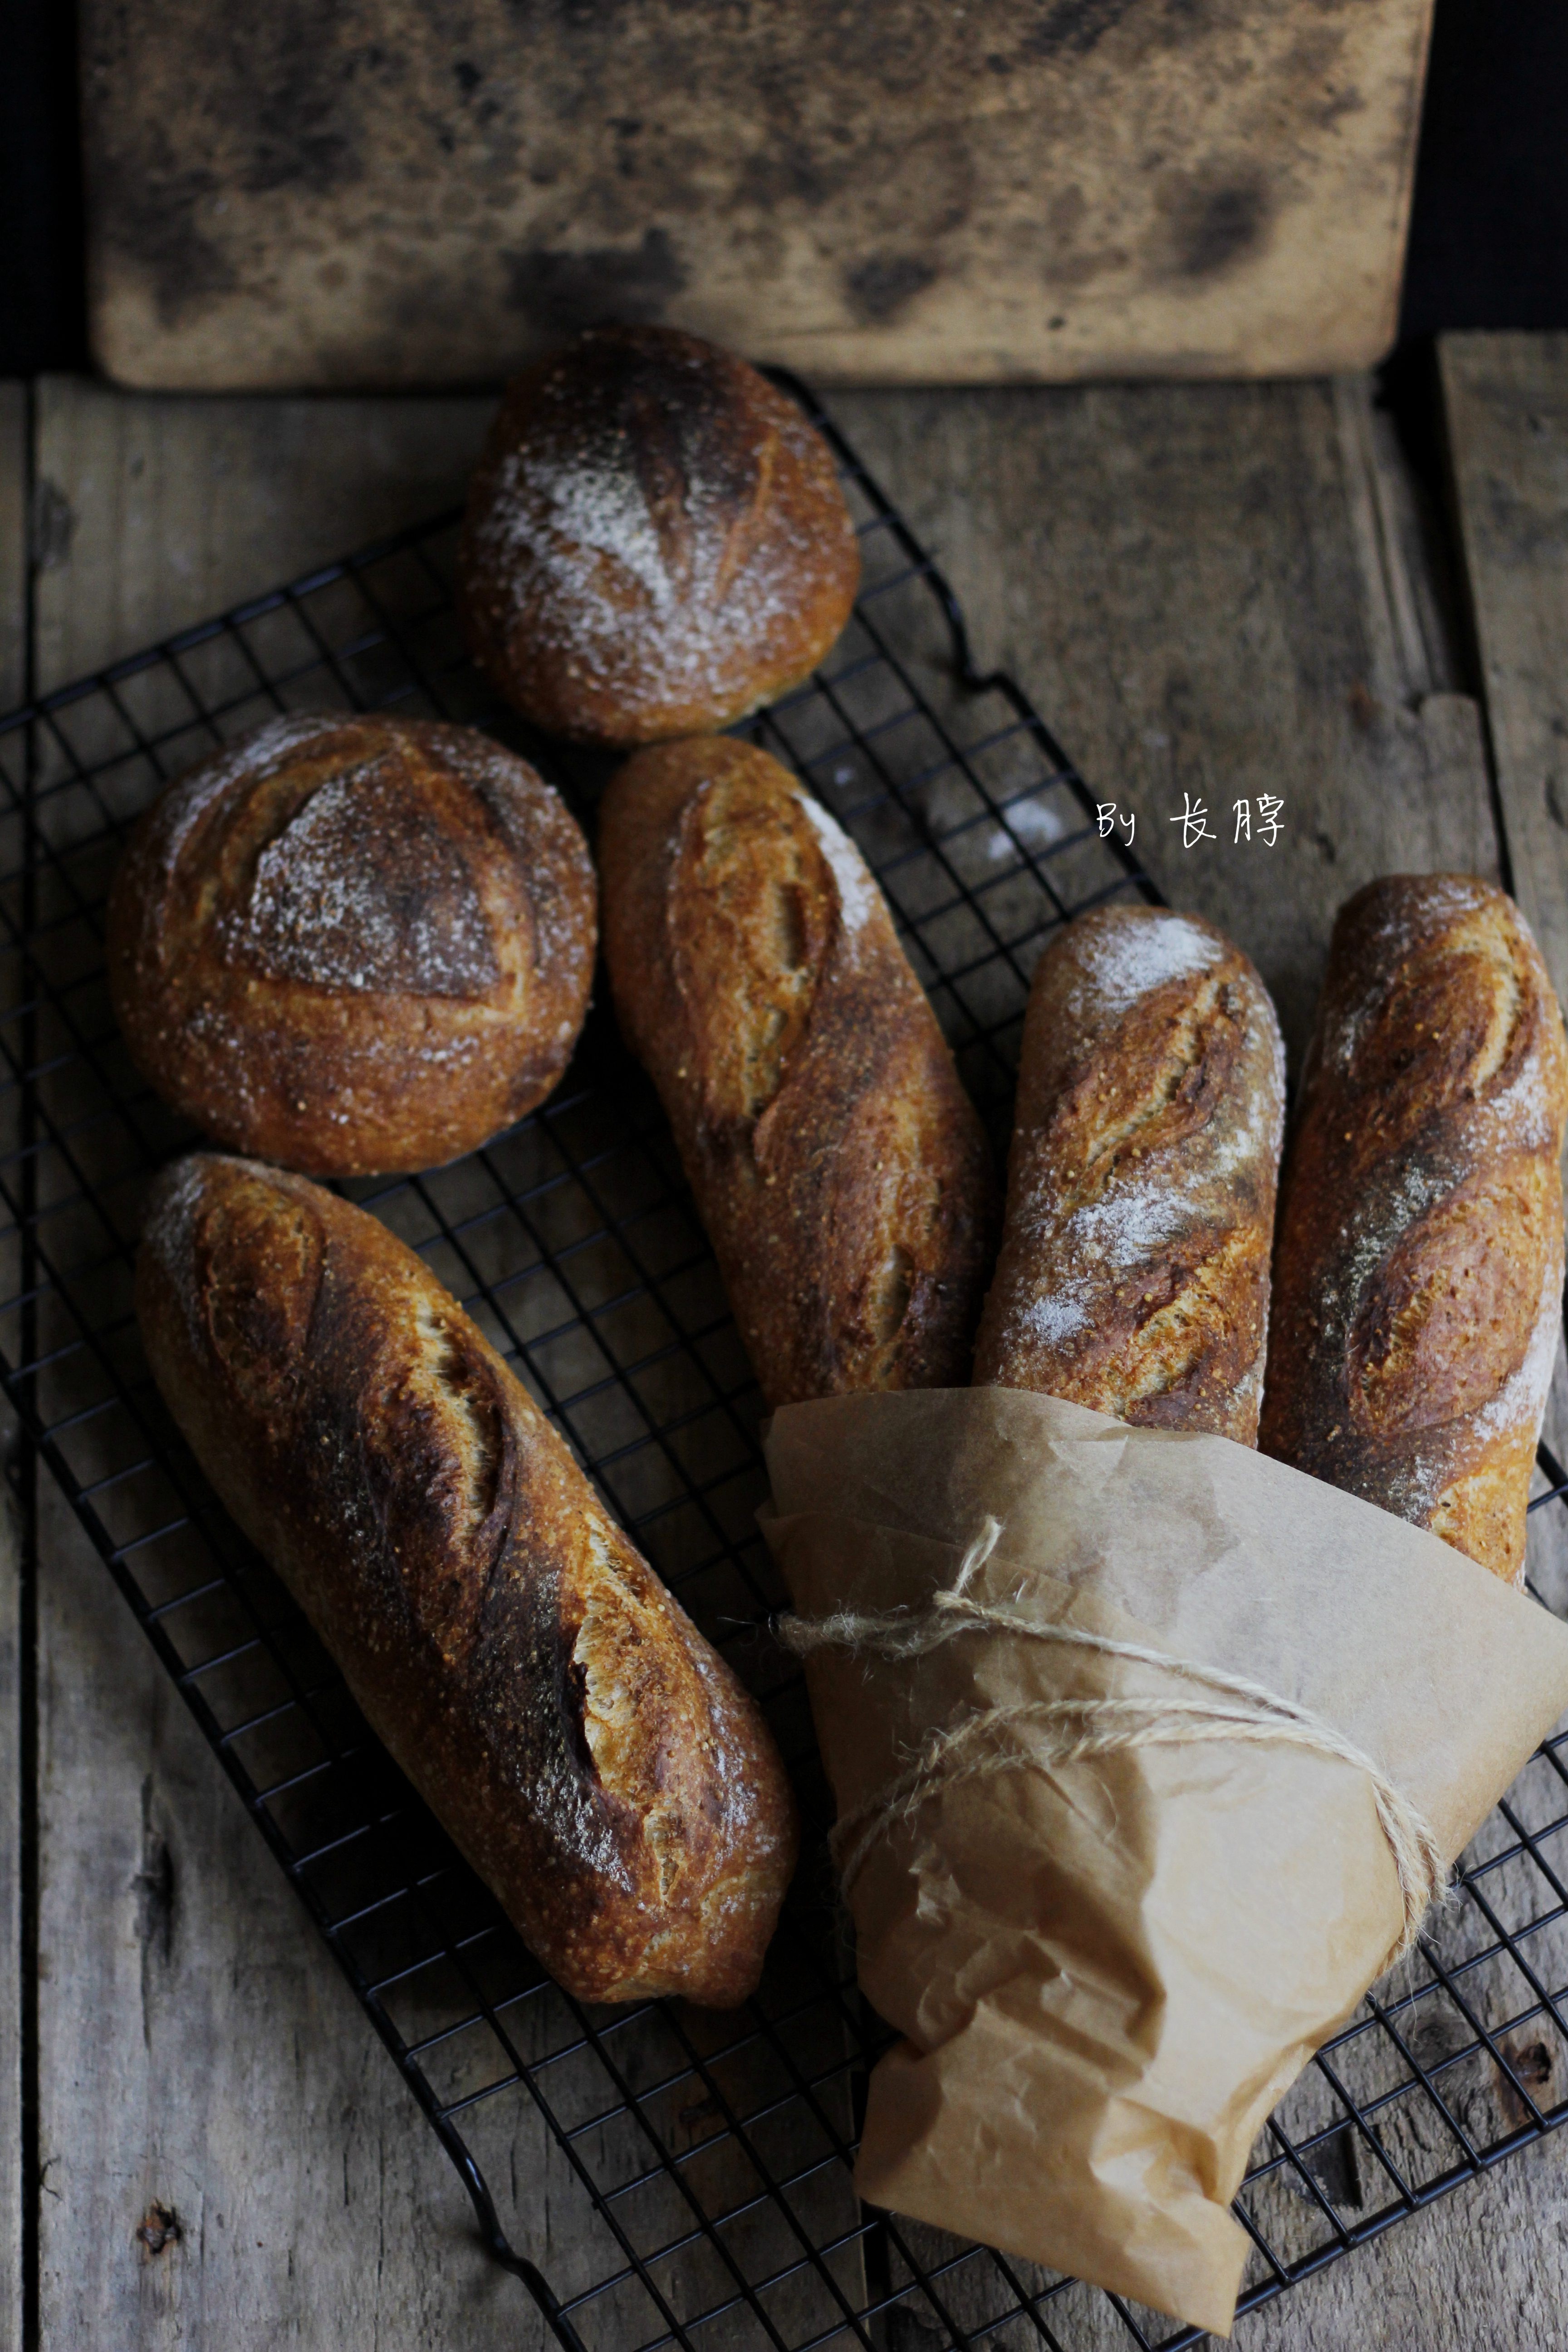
left=1260, top=875, right=1568, bottom=1585
left=456, top=326, right=862, bottom=748
left=106, top=713, right=597, bottom=1179
left=598, top=737, right=995, bottom=1408
left=137, top=1153, right=798, bottom=2006
left=974, top=903, right=1286, bottom=1443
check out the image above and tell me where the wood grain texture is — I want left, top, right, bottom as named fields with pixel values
left=828, top=374, right=1497, bottom=1069
left=27, top=382, right=553, bottom=2351
left=33, top=1480, right=523, bottom=2351
left=1442, top=333, right=1568, bottom=1011
left=825, top=370, right=1568, bottom=2352
left=28, top=377, right=863, bottom=2350
left=0, top=378, right=28, bottom=2352
left=31, top=377, right=494, bottom=688
left=80, top=0, right=1434, bottom=392
left=24, top=362, right=1568, bottom=2349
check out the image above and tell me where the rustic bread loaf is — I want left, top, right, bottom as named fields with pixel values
left=598, top=737, right=994, bottom=1408
left=107, top=712, right=596, bottom=1178
left=1260, top=874, right=1568, bottom=1583
left=973, top=903, right=1286, bottom=1441
left=455, top=325, right=861, bottom=747
left=137, top=1152, right=797, bottom=2005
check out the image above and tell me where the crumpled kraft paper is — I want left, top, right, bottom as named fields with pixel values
left=761, top=1387, right=1568, bottom=2337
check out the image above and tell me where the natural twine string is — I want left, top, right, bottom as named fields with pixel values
left=778, top=1515, right=1446, bottom=1960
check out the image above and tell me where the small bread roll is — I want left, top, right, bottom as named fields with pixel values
left=107, top=712, right=595, bottom=1177
left=599, top=738, right=994, bottom=1408
left=137, top=1152, right=798, bottom=2005
left=456, top=325, right=861, bottom=746
left=974, top=904, right=1285, bottom=1441
left=1261, top=875, right=1568, bottom=1583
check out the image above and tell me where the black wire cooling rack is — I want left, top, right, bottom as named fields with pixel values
left=3, top=379, right=1568, bottom=2352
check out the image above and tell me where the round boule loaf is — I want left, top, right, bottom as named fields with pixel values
left=455, top=324, right=861, bottom=747
left=107, top=711, right=596, bottom=1176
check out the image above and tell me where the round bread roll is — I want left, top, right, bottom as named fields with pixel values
left=455, top=324, right=861, bottom=747
left=107, top=712, right=596, bottom=1177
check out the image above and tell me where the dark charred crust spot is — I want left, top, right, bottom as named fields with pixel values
left=1161, top=169, right=1272, bottom=279
left=504, top=228, right=688, bottom=335
left=87, top=136, right=236, bottom=331
left=1022, top=0, right=1143, bottom=59
left=844, top=254, right=938, bottom=325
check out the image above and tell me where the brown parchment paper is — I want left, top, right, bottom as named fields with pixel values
left=762, top=1387, right=1568, bottom=2338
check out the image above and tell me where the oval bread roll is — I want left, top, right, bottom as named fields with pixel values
left=974, top=903, right=1285, bottom=1441
left=598, top=738, right=994, bottom=1408
left=456, top=325, right=861, bottom=747
left=108, top=712, right=596, bottom=1178
left=137, top=1153, right=798, bottom=2006
left=1260, top=874, right=1568, bottom=1583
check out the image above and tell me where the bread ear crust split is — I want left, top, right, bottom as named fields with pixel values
left=137, top=1151, right=798, bottom=2006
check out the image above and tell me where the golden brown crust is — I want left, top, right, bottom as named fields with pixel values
left=106, top=713, right=596, bottom=1178
left=1260, top=874, right=1568, bottom=1583
left=455, top=326, right=861, bottom=747
left=599, top=738, right=994, bottom=1408
left=973, top=904, right=1286, bottom=1442
left=136, top=1152, right=797, bottom=2005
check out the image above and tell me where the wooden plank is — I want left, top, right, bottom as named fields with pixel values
left=28, top=360, right=1568, bottom=2351
left=30, top=377, right=495, bottom=685
left=827, top=376, right=1568, bottom=2352
left=27, top=379, right=540, bottom=2351
left=1439, top=332, right=1568, bottom=1613
left=829, top=372, right=1496, bottom=1067
left=0, top=378, right=29, bottom=2352
left=27, top=376, right=867, bottom=2351
left=79, top=0, right=1435, bottom=392
left=1440, top=333, right=1568, bottom=1008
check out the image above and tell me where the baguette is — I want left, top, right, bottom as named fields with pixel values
left=137, top=1152, right=798, bottom=2005
left=973, top=903, right=1285, bottom=1441
left=1260, top=874, right=1568, bottom=1583
left=598, top=738, right=994, bottom=1408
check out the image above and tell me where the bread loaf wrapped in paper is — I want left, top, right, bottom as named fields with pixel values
left=764, top=1387, right=1568, bottom=2335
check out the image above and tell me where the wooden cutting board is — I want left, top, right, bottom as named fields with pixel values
left=82, top=0, right=1435, bottom=391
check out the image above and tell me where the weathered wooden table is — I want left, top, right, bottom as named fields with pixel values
left=3, top=332, right=1568, bottom=2346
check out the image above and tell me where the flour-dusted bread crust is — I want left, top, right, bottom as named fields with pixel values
left=455, top=326, right=861, bottom=747
left=973, top=904, right=1286, bottom=1441
left=1260, top=875, right=1568, bottom=1584
left=107, top=713, right=596, bottom=1177
left=599, top=738, right=994, bottom=1408
left=137, top=1153, right=797, bottom=2005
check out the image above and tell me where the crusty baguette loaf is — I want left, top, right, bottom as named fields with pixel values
left=137, top=1153, right=798, bottom=2005
left=1260, top=875, right=1568, bottom=1583
left=973, top=903, right=1285, bottom=1441
left=598, top=738, right=994, bottom=1408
